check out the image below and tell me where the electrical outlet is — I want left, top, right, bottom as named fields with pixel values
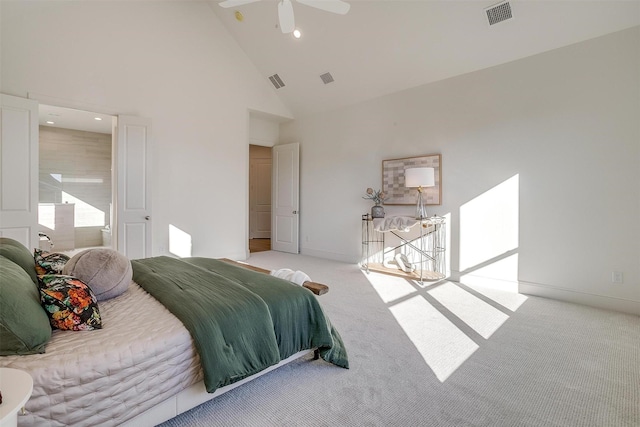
left=612, top=271, right=624, bottom=284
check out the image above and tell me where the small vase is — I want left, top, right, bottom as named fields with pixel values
left=371, top=205, right=385, bottom=219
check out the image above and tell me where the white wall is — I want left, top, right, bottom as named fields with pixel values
left=280, top=27, right=640, bottom=314
left=1, top=1, right=292, bottom=260
left=249, top=114, right=282, bottom=147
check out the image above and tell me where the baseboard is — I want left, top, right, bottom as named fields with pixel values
left=223, top=250, right=250, bottom=261
left=300, top=247, right=359, bottom=263
left=519, top=281, right=640, bottom=316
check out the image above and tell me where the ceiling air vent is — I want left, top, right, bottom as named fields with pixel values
left=320, top=72, right=334, bottom=85
left=268, top=74, right=285, bottom=89
left=485, top=1, right=512, bottom=26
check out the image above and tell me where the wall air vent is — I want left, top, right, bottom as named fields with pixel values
left=485, top=1, right=512, bottom=26
left=320, top=72, right=334, bottom=85
left=268, top=74, right=285, bottom=89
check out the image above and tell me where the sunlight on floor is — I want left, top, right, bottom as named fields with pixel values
left=428, top=282, right=509, bottom=339
left=360, top=174, right=528, bottom=382
left=362, top=270, right=417, bottom=303
left=460, top=254, right=527, bottom=312
left=389, top=295, right=479, bottom=382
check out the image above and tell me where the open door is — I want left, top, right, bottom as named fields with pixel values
left=0, top=94, right=39, bottom=249
left=114, top=115, right=152, bottom=260
left=271, top=142, right=299, bottom=253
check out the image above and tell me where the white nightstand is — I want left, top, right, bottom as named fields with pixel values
left=0, top=368, right=33, bottom=427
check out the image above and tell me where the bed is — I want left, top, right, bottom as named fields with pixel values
left=0, top=239, right=348, bottom=427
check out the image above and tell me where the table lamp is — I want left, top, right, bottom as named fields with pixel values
left=404, top=167, right=435, bottom=219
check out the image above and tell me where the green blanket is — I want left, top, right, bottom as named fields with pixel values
left=131, top=256, right=348, bottom=393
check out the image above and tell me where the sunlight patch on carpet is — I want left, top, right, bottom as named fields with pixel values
left=389, top=295, right=478, bottom=382
left=428, top=282, right=509, bottom=339
left=361, top=270, right=416, bottom=303
left=461, top=277, right=528, bottom=312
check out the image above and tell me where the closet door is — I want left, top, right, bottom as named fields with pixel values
left=0, top=94, right=39, bottom=249
left=114, top=115, right=152, bottom=259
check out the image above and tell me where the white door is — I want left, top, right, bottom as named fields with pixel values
left=0, top=94, right=39, bottom=249
left=114, top=115, right=152, bottom=260
left=271, top=143, right=299, bottom=253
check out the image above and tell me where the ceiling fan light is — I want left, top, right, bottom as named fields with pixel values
left=278, top=0, right=295, bottom=33
left=292, top=28, right=302, bottom=38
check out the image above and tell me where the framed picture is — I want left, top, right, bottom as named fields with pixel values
left=382, top=154, right=441, bottom=205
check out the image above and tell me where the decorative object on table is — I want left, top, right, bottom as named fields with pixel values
left=394, top=253, right=415, bottom=273
left=404, top=167, right=435, bottom=219
left=363, top=187, right=386, bottom=218
left=382, top=154, right=441, bottom=205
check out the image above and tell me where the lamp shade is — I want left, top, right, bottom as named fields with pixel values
left=404, top=167, right=435, bottom=188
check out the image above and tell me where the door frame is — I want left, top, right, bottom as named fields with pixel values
left=21, top=93, right=152, bottom=257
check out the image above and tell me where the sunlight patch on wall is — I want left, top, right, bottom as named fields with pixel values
left=389, top=295, right=478, bottom=382
left=61, top=192, right=106, bottom=227
left=462, top=252, right=519, bottom=287
left=428, top=282, right=509, bottom=339
left=360, top=270, right=416, bottom=303
left=460, top=254, right=527, bottom=311
left=460, top=175, right=519, bottom=271
left=169, top=224, right=192, bottom=258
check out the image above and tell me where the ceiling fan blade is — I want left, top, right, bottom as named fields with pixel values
left=278, top=0, right=296, bottom=33
left=218, top=0, right=260, bottom=8
left=295, top=0, right=350, bottom=15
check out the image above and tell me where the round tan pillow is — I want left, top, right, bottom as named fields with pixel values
left=62, top=248, right=132, bottom=301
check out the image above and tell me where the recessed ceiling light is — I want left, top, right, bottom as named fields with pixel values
left=94, top=117, right=102, bottom=121
left=292, top=29, right=302, bottom=39
left=46, top=121, right=55, bottom=124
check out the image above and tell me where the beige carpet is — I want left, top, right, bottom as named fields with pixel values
left=160, top=251, right=639, bottom=427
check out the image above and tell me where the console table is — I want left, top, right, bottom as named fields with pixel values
left=0, top=368, right=33, bottom=427
left=361, top=214, right=446, bottom=281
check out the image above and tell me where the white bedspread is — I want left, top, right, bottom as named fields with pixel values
left=0, top=283, right=202, bottom=427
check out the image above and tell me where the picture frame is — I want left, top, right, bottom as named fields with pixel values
left=382, top=154, right=441, bottom=205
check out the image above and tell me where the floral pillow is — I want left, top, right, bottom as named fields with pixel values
left=34, top=248, right=70, bottom=275
left=38, top=274, right=102, bottom=331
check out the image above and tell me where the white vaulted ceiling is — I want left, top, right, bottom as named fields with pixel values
left=209, top=0, right=640, bottom=118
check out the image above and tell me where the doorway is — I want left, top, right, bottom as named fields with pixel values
left=37, top=105, right=114, bottom=254
left=249, top=144, right=272, bottom=252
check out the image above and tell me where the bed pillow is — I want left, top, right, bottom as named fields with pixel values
left=34, top=248, right=70, bottom=275
left=0, top=237, right=38, bottom=285
left=0, top=255, right=52, bottom=355
left=38, top=274, right=102, bottom=331
left=62, top=248, right=132, bottom=301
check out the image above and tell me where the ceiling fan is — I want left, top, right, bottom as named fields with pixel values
left=218, top=0, right=351, bottom=34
